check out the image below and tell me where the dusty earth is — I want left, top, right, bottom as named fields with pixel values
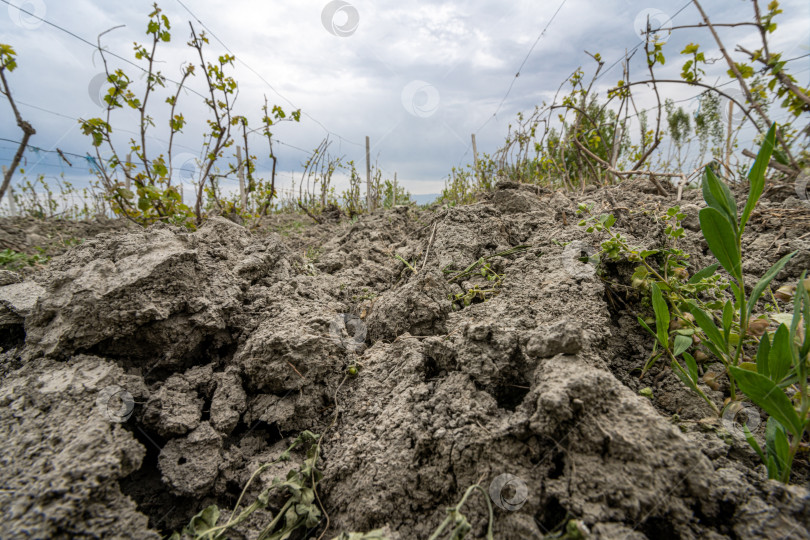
left=1, top=179, right=809, bottom=539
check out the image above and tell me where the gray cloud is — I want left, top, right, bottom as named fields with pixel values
left=1, top=0, right=808, bottom=200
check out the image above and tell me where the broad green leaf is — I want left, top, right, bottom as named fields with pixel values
left=739, top=362, right=758, bottom=372
left=702, top=166, right=738, bottom=232
left=768, top=324, right=792, bottom=383
left=651, top=283, right=670, bottom=349
left=729, top=367, right=802, bottom=436
left=688, top=263, right=719, bottom=284
left=183, top=505, right=220, bottom=535
left=741, top=123, right=776, bottom=233
left=674, top=335, right=692, bottom=357
left=769, top=313, right=794, bottom=326
left=747, top=251, right=797, bottom=318
left=756, top=332, right=771, bottom=377
left=690, top=303, right=728, bottom=356
left=699, top=207, right=742, bottom=281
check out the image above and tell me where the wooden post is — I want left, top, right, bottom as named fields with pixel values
left=237, top=146, right=247, bottom=211
left=471, top=133, right=480, bottom=186
left=125, top=153, right=131, bottom=191
left=1, top=166, right=14, bottom=216
left=365, top=136, right=371, bottom=213
left=393, top=172, right=397, bottom=207
left=180, top=184, right=184, bottom=206
left=8, top=186, right=16, bottom=216
left=724, top=99, right=734, bottom=175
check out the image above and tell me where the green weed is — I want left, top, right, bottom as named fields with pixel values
left=583, top=124, right=808, bottom=482
left=169, top=431, right=322, bottom=540
left=444, top=245, right=530, bottom=310
left=0, top=248, right=47, bottom=271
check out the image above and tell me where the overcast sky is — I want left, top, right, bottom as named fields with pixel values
left=0, top=0, right=808, bottom=204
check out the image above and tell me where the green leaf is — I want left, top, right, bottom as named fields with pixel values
left=638, top=315, right=657, bottom=340
left=743, top=423, right=767, bottom=464
left=768, top=324, right=792, bottom=383
left=767, top=455, right=780, bottom=480
left=688, top=263, right=720, bottom=284
left=183, top=505, right=220, bottom=535
left=747, top=251, right=797, bottom=318
left=722, top=300, right=734, bottom=343
left=672, top=359, right=699, bottom=392
left=683, top=351, right=699, bottom=383
left=701, top=166, right=738, bottom=232
left=674, top=335, right=692, bottom=357
left=651, top=283, right=670, bottom=349
left=756, top=332, right=771, bottom=377
left=689, top=303, right=729, bottom=356
left=699, top=207, right=742, bottom=281
left=740, top=123, right=776, bottom=233
left=729, top=367, right=802, bottom=436
left=773, top=422, right=791, bottom=480
left=765, top=417, right=782, bottom=479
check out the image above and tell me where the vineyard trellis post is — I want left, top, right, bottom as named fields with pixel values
left=471, top=133, right=480, bottom=186
left=236, top=145, right=247, bottom=211
left=365, top=136, right=372, bottom=213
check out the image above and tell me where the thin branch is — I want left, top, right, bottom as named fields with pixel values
left=610, top=79, right=760, bottom=128
left=737, top=45, right=810, bottom=109
left=690, top=0, right=798, bottom=170
left=0, top=66, right=36, bottom=205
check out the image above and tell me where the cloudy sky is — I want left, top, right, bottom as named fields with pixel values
left=0, top=0, right=808, bottom=206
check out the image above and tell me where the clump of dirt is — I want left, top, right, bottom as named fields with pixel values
left=1, top=180, right=809, bottom=539
left=0, top=215, right=136, bottom=261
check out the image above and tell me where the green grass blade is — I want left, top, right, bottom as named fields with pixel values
left=747, top=251, right=796, bottom=318
left=683, top=351, right=699, bottom=383
left=742, top=424, right=767, bottom=464
left=689, top=303, right=729, bottom=356
left=637, top=316, right=658, bottom=341
left=651, top=283, right=670, bottom=349
left=688, top=263, right=720, bottom=284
